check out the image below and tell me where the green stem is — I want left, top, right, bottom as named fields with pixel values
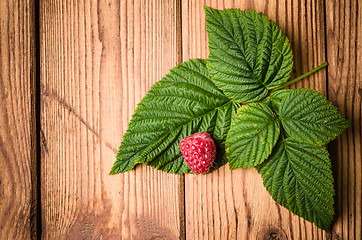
left=273, top=62, right=328, bottom=91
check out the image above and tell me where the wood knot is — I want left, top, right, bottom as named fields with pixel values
left=256, top=227, right=287, bottom=240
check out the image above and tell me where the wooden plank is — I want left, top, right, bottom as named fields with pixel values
left=182, top=0, right=330, bottom=239
left=0, top=0, right=38, bottom=239
left=326, top=1, right=362, bottom=239
left=40, top=0, right=183, bottom=238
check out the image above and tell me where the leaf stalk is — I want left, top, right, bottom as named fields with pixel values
left=273, top=62, right=328, bottom=91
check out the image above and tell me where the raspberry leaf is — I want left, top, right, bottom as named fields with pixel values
left=256, top=138, right=335, bottom=231
left=264, top=89, right=293, bottom=111
left=226, top=103, right=280, bottom=169
left=205, top=7, right=293, bottom=103
left=110, top=59, right=239, bottom=174
left=270, top=88, right=351, bottom=146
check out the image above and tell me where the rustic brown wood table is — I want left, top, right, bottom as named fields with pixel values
left=0, top=0, right=360, bottom=239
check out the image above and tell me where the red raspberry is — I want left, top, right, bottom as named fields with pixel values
left=179, top=132, right=216, bottom=174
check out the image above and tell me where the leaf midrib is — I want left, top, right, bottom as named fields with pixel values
left=280, top=117, right=341, bottom=129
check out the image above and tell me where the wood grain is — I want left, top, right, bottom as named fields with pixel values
left=0, top=0, right=38, bottom=239
left=182, top=0, right=330, bottom=239
left=40, top=0, right=183, bottom=238
left=1, top=0, right=357, bottom=238
left=326, top=0, right=362, bottom=239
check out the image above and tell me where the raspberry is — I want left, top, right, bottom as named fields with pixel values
left=179, top=132, right=216, bottom=174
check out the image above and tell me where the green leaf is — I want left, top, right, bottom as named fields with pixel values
left=226, top=103, right=280, bottom=169
left=270, top=88, right=351, bottom=145
left=205, top=7, right=293, bottom=103
left=110, top=59, right=240, bottom=174
left=267, top=89, right=293, bottom=112
left=256, top=138, right=335, bottom=231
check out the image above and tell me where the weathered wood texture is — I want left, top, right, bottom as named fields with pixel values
left=0, top=0, right=38, bottom=239
left=326, top=1, right=362, bottom=239
left=40, top=0, right=183, bottom=239
left=1, top=0, right=360, bottom=239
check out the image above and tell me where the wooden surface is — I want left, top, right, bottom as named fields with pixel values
left=40, top=0, right=183, bottom=239
left=326, top=1, right=362, bottom=239
left=0, top=0, right=360, bottom=239
left=0, top=0, right=38, bottom=239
